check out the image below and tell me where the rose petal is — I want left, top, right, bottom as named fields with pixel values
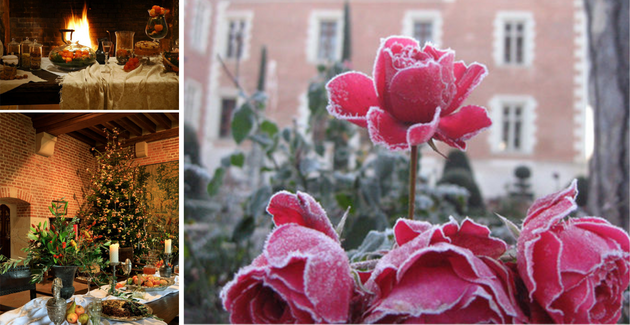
left=366, top=106, right=410, bottom=151
left=523, top=179, right=578, bottom=229
left=393, top=219, right=433, bottom=246
left=326, top=71, right=379, bottom=128
left=373, top=36, right=420, bottom=109
left=443, top=62, right=488, bottom=115
left=267, top=191, right=339, bottom=242
left=445, top=217, right=508, bottom=259
left=387, top=62, right=446, bottom=123
left=406, top=107, right=441, bottom=147
left=423, top=43, right=452, bottom=60
left=434, top=105, right=492, bottom=151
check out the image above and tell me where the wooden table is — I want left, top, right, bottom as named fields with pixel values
left=1, top=69, right=61, bottom=105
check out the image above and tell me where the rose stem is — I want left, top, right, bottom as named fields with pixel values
left=408, top=145, right=418, bottom=220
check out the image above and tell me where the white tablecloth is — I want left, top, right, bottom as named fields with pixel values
left=0, top=67, right=46, bottom=94
left=53, top=58, right=178, bottom=110
left=0, top=277, right=179, bottom=325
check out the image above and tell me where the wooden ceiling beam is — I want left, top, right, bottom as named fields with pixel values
left=128, top=115, right=156, bottom=133
left=115, top=117, right=143, bottom=137
left=144, top=113, right=173, bottom=130
left=95, top=128, right=179, bottom=151
left=75, top=129, right=107, bottom=144
left=32, top=113, right=135, bottom=136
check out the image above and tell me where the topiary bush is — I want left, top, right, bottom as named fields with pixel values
left=438, top=167, right=485, bottom=212
left=443, top=150, right=474, bottom=176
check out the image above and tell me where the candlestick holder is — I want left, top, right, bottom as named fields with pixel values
left=109, top=261, right=119, bottom=295
left=162, top=253, right=172, bottom=278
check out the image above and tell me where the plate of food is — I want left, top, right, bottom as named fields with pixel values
left=100, top=299, right=153, bottom=321
left=126, top=274, right=174, bottom=292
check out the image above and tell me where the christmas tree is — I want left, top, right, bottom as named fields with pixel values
left=82, top=128, right=149, bottom=258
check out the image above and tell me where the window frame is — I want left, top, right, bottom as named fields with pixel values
left=188, top=0, right=213, bottom=54
left=184, top=78, right=204, bottom=126
left=402, top=10, right=443, bottom=47
left=488, top=95, right=538, bottom=155
left=307, top=10, right=344, bottom=64
left=494, top=11, right=535, bottom=67
left=221, top=11, right=254, bottom=62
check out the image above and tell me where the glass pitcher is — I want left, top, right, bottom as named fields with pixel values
left=115, top=31, right=134, bottom=65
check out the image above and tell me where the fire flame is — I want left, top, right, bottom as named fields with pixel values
left=65, top=2, right=93, bottom=48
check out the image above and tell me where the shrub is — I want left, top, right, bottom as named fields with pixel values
left=438, top=167, right=485, bottom=211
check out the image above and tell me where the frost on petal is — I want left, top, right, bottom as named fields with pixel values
left=326, top=71, right=379, bottom=128
left=434, top=105, right=492, bottom=151
left=572, top=217, right=630, bottom=253
left=393, top=218, right=433, bottom=246
left=441, top=217, right=508, bottom=259
left=387, top=62, right=445, bottom=123
left=265, top=224, right=353, bottom=323
left=444, top=62, right=489, bottom=115
left=522, top=179, right=578, bottom=230
left=366, top=107, right=410, bottom=151
left=267, top=191, right=339, bottom=242
left=406, top=107, right=441, bottom=147
left=423, top=43, right=452, bottom=60
left=373, top=36, right=420, bottom=107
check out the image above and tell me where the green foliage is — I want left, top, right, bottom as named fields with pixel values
left=231, top=104, right=255, bottom=144
left=257, top=46, right=267, bottom=91
left=207, top=167, right=225, bottom=197
left=514, top=165, right=531, bottom=179
left=438, top=168, right=485, bottom=211
left=443, top=150, right=474, bottom=175
left=81, top=128, right=149, bottom=258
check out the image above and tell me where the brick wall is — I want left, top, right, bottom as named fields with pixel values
left=135, top=137, right=179, bottom=166
left=0, top=114, right=96, bottom=219
left=0, top=114, right=179, bottom=220
left=9, top=0, right=175, bottom=56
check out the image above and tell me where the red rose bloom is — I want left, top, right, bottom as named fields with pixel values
left=221, top=191, right=353, bottom=323
left=361, top=218, right=526, bottom=323
left=326, top=36, right=491, bottom=151
left=517, top=180, right=630, bottom=323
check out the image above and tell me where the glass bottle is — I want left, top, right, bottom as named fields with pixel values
left=95, top=38, right=106, bottom=64
left=29, top=39, right=43, bottom=71
left=19, top=37, right=32, bottom=69
left=7, top=38, right=20, bottom=66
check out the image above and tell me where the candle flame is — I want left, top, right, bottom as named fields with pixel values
left=65, top=2, right=93, bottom=48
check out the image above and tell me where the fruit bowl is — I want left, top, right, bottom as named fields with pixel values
left=49, top=42, right=96, bottom=71
left=162, top=51, right=178, bottom=74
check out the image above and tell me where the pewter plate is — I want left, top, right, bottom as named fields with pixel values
left=100, top=299, right=153, bottom=321
left=125, top=276, right=174, bottom=292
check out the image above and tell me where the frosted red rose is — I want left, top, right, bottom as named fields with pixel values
left=220, top=191, right=353, bottom=323
left=361, top=218, right=526, bottom=323
left=326, top=36, right=491, bottom=151
left=517, top=180, right=630, bottom=323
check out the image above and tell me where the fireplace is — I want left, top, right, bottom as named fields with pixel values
left=5, top=0, right=177, bottom=56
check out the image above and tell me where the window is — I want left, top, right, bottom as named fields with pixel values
left=317, top=20, right=338, bottom=61
left=500, top=104, right=524, bottom=151
left=503, top=21, right=525, bottom=64
left=188, top=0, right=212, bottom=54
left=402, top=11, right=442, bottom=47
left=226, top=19, right=246, bottom=59
left=494, top=11, right=535, bottom=66
left=307, top=10, right=343, bottom=63
left=184, top=79, right=203, bottom=126
left=488, top=95, right=537, bottom=154
left=413, top=21, right=433, bottom=45
left=219, top=98, right=237, bottom=138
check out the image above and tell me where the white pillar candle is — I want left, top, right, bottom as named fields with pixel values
left=165, top=239, right=172, bottom=253
left=110, top=243, right=119, bottom=263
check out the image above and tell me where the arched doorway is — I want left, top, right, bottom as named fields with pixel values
left=0, top=204, right=9, bottom=257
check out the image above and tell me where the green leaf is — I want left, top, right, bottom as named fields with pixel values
left=207, top=168, right=225, bottom=197
left=231, top=104, right=255, bottom=144
left=496, top=213, right=521, bottom=240
left=260, top=120, right=279, bottom=138
left=335, top=206, right=351, bottom=237
left=231, top=215, right=256, bottom=243
left=230, top=152, right=245, bottom=168
left=247, top=186, right=272, bottom=217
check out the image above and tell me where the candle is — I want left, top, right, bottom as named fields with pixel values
left=165, top=239, right=172, bottom=254
left=110, top=243, right=119, bottom=263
